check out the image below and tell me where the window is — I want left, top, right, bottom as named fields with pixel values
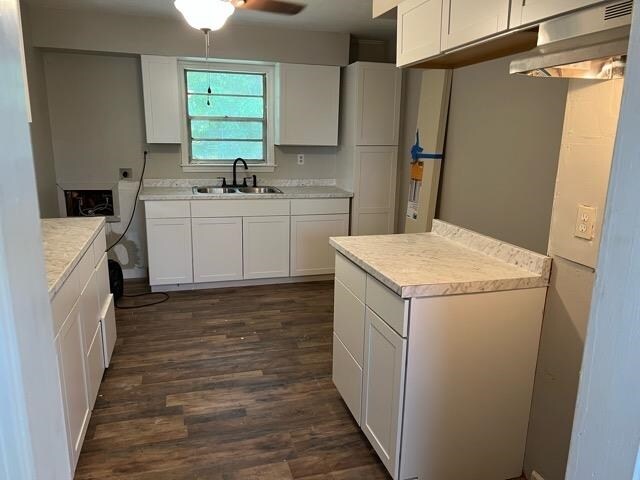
left=180, top=62, right=275, bottom=171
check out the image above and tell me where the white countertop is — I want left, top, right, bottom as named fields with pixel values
left=42, top=217, right=106, bottom=298
left=330, top=220, right=551, bottom=299
left=139, top=185, right=353, bottom=201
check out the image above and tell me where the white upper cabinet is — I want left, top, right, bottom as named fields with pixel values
left=141, top=55, right=181, bottom=144
left=441, top=0, right=510, bottom=50
left=275, top=63, right=340, bottom=146
left=397, top=0, right=443, bottom=67
left=510, top=0, right=605, bottom=27
left=341, top=62, right=402, bottom=147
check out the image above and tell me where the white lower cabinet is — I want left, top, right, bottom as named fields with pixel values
left=361, top=308, right=407, bottom=477
left=57, top=302, right=90, bottom=469
left=192, top=217, right=243, bottom=282
left=291, top=214, right=349, bottom=276
left=52, top=226, right=115, bottom=474
left=331, top=253, right=547, bottom=480
left=353, top=146, right=398, bottom=235
left=146, top=217, right=193, bottom=285
left=243, top=216, right=291, bottom=279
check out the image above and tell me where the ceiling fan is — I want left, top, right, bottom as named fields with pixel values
left=175, top=0, right=305, bottom=33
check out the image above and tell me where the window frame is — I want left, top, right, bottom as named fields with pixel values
left=179, top=60, right=276, bottom=172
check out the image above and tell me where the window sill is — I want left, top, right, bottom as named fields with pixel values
left=181, top=163, right=277, bottom=173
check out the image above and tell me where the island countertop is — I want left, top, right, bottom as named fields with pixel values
left=330, top=220, right=551, bottom=299
left=42, top=217, right=106, bottom=298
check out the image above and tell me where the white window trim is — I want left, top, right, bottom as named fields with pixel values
left=178, top=60, right=276, bottom=173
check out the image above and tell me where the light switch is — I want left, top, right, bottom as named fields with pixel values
left=574, top=204, right=597, bottom=240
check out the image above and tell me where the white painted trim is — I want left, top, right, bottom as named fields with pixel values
left=177, top=60, right=276, bottom=171
left=150, top=274, right=333, bottom=292
left=566, top=6, right=640, bottom=480
left=0, top=1, right=71, bottom=477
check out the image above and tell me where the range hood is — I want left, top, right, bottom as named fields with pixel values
left=510, top=0, right=632, bottom=79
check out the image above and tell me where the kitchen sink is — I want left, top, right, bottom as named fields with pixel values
left=193, top=186, right=238, bottom=194
left=192, top=186, right=283, bottom=195
left=235, top=186, right=283, bottom=194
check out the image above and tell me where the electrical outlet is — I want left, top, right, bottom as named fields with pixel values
left=119, top=168, right=133, bottom=180
left=297, top=154, right=305, bottom=165
left=531, top=471, right=545, bottom=480
left=574, top=204, right=597, bottom=240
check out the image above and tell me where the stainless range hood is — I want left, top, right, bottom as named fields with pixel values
left=510, top=0, right=632, bottom=79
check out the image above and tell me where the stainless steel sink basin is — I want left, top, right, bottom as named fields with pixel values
left=193, top=186, right=239, bottom=194
left=235, top=186, right=283, bottom=194
left=192, top=186, right=283, bottom=195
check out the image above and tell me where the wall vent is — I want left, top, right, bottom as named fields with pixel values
left=604, top=0, right=633, bottom=21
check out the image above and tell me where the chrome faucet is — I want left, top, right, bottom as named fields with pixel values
left=232, top=158, right=248, bottom=187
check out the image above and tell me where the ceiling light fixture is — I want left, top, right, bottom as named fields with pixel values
left=174, top=0, right=235, bottom=32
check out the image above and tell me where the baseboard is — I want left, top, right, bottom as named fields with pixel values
left=150, top=274, right=334, bottom=292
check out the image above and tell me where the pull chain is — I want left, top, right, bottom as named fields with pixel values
left=203, top=29, right=212, bottom=106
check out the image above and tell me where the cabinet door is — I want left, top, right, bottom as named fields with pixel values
left=57, top=302, right=90, bottom=469
left=85, top=323, right=105, bottom=410
left=243, top=216, right=290, bottom=279
left=397, top=0, right=443, bottom=67
left=356, top=64, right=402, bottom=146
left=275, top=63, right=340, bottom=146
left=442, top=0, right=510, bottom=50
left=291, top=214, right=349, bottom=276
left=192, top=217, right=243, bottom=283
left=511, top=0, right=604, bottom=27
left=352, top=146, right=398, bottom=236
left=146, top=218, right=193, bottom=285
left=362, top=308, right=407, bottom=478
left=140, top=55, right=181, bottom=144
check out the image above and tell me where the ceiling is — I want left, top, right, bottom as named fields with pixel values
left=24, top=0, right=396, bottom=39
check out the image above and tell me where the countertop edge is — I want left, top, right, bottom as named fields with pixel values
left=329, top=235, right=550, bottom=300
left=47, top=218, right=106, bottom=300
left=139, top=187, right=354, bottom=201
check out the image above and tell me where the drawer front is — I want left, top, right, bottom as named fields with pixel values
left=95, top=253, right=110, bottom=313
left=332, top=333, right=363, bottom=425
left=100, top=294, right=117, bottom=367
left=334, top=253, right=366, bottom=301
left=191, top=199, right=290, bottom=218
left=366, top=276, right=408, bottom=337
left=80, top=269, right=100, bottom=351
left=85, top=322, right=105, bottom=410
left=145, top=200, right=190, bottom=219
left=51, top=275, right=80, bottom=337
left=76, top=247, right=96, bottom=292
left=291, top=198, right=349, bottom=215
left=92, top=228, right=107, bottom=267
left=334, top=279, right=366, bottom=366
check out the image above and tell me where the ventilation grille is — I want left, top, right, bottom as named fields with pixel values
left=604, top=0, right=633, bottom=20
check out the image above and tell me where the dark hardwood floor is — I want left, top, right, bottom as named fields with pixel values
left=75, top=281, right=391, bottom=479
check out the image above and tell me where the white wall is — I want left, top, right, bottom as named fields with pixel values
left=524, top=78, right=624, bottom=480
left=28, top=6, right=350, bottom=66
left=437, top=55, right=569, bottom=254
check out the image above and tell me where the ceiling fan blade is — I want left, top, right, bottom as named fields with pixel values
left=231, top=0, right=306, bottom=15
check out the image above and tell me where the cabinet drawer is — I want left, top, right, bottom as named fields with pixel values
left=95, top=253, right=110, bottom=313
left=85, top=322, right=105, bottom=410
left=332, top=333, right=363, bottom=425
left=51, top=275, right=80, bottom=337
left=76, top=247, right=96, bottom=291
left=145, top=200, right=190, bottom=218
left=335, top=253, right=366, bottom=301
left=334, top=279, right=366, bottom=366
left=92, top=228, right=107, bottom=267
left=366, top=276, right=409, bottom=337
left=291, top=198, right=349, bottom=215
left=191, top=199, right=290, bottom=218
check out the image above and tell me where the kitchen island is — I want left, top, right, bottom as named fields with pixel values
left=329, top=220, right=551, bottom=480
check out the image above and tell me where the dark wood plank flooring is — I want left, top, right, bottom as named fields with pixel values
left=75, top=281, right=391, bottom=479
